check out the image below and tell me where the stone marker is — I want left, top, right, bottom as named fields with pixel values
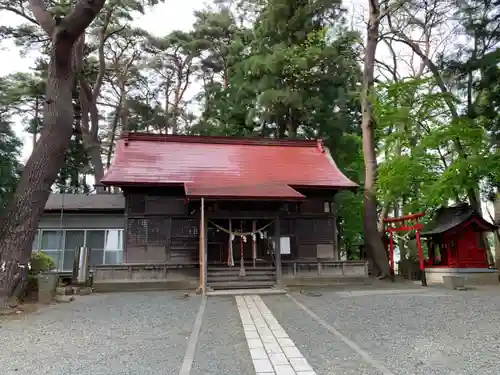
left=37, top=274, right=59, bottom=304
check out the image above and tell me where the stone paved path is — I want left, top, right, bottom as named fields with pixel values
left=237, top=295, right=315, bottom=375
left=2, top=286, right=500, bottom=375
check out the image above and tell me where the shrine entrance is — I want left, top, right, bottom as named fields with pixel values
left=383, top=212, right=427, bottom=286
left=206, top=219, right=275, bottom=267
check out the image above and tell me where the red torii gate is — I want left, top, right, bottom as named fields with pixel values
left=383, top=212, right=427, bottom=286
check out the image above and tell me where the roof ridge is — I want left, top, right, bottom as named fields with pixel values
left=121, top=132, right=321, bottom=147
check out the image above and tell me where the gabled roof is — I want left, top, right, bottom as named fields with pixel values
left=44, top=194, right=125, bottom=212
left=420, top=203, right=497, bottom=237
left=101, top=133, right=358, bottom=199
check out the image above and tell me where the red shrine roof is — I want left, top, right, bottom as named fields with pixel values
left=101, top=133, right=358, bottom=199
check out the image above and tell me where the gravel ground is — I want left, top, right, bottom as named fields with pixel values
left=3, top=285, right=500, bottom=375
left=0, top=291, right=201, bottom=375
left=287, top=286, right=500, bottom=375
left=191, top=296, right=254, bottom=375
left=263, top=294, right=382, bottom=375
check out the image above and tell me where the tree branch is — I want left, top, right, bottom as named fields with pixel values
left=28, top=0, right=56, bottom=35
left=54, top=0, right=107, bottom=45
left=0, top=4, right=38, bottom=25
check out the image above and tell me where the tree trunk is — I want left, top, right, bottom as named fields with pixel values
left=361, top=0, right=390, bottom=278
left=0, top=49, right=75, bottom=306
left=0, top=0, right=107, bottom=306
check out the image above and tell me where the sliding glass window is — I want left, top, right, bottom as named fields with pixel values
left=34, top=229, right=124, bottom=271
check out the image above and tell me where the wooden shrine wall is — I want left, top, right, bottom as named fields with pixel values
left=124, top=193, right=199, bottom=264
left=122, top=191, right=338, bottom=263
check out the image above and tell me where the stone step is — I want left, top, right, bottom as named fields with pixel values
left=208, top=280, right=275, bottom=290
left=207, top=274, right=275, bottom=282
left=208, top=266, right=274, bottom=271
left=207, top=269, right=275, bottom=276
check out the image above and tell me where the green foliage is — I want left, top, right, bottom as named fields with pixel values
left=188, top=0, right=365, bottom=250
left=0, top=77, right=23, bottom=213
left=375, top=73, right=500, bottom=215
left=30, top=251, right=57, bottom=275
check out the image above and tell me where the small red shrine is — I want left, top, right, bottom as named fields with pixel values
left=420, top=203, right=498, bottom=285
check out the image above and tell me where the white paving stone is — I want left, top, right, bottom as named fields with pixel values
left=282, top=346, right=302, bottom=358
left=269, top=352, right=289, bottom=366
left=264, top=342, right=283, bottom=354
left=289, top=357, right=314, bottom=372
left=254, top=359, right=274, bottom=372
left=245, top=330, right=260, bottom=339
left=277, top=337, right=295, bottom=347
left=251, top=347, right=269, bottom=360
left=236, top=295, right=317, bottom=375
left=274, top=364, right=296, bottom=375
left=248, top=338, right=264, bottom=349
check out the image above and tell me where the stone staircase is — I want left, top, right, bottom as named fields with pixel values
left=207, top=263, right=276, bottom=290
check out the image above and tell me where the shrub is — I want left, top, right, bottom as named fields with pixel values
left=30, top=251, right=56, bottom=275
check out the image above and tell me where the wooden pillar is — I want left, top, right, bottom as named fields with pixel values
left=199, top=197, right=206, bottom=293
left=252, top=220, right=257, bottom=268
left=204, top=209, right=208, bottom=290
left=228, top=218, right=234, bottom=266
left=275, top=216, right=282, bottom=285
left=239, top=220, right=246, bottom=276
left=331, top=201, right=339, bottom=260
left=389, top=230, right=394, bottom=276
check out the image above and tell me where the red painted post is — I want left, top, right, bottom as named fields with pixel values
left=389, top=230, right=395, bottom=276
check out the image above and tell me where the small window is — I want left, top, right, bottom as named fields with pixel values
left=41, top=230, right=63, bottom=250
left=324, top=201, right=331, bottom=213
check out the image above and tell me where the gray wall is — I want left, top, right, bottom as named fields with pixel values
left=38, top=213, right=125, bottom=230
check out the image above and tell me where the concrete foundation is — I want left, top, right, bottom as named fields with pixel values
left=425, top=267, right=499, bottom=286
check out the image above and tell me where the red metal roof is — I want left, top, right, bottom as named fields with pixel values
left=101, top=133, right=358, bottom=198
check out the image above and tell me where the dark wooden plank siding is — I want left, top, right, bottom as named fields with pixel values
left=125, top=193, right=199, bottom=264
left=123, top=191, right=339, bottom=263
left=146, top=196, right=186, bottom=215
left=170, top=218, right=199, bottom=263
left=300, top=198, right=330, bottom=214
left=126, top=217, right=169, bottom=263
left=296, top=217, right=335, bottom=258
left=127, top=194, right=146, bottom=215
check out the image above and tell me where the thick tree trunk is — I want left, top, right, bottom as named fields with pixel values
left=361, top=0, right=390, bottom=278
left=0, top=0, right=107, bottom=306
left=0, top=50, right=74, bottom=306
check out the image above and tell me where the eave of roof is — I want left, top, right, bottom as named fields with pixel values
left=44, top=193, right=125, bottom=212
left=420, top=204, right=497, bottom=237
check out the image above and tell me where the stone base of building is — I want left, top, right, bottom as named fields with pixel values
left=425, top=267, right=499, bottom=286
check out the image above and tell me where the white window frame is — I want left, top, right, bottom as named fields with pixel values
left=36, top=228, right=124, bottom=271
